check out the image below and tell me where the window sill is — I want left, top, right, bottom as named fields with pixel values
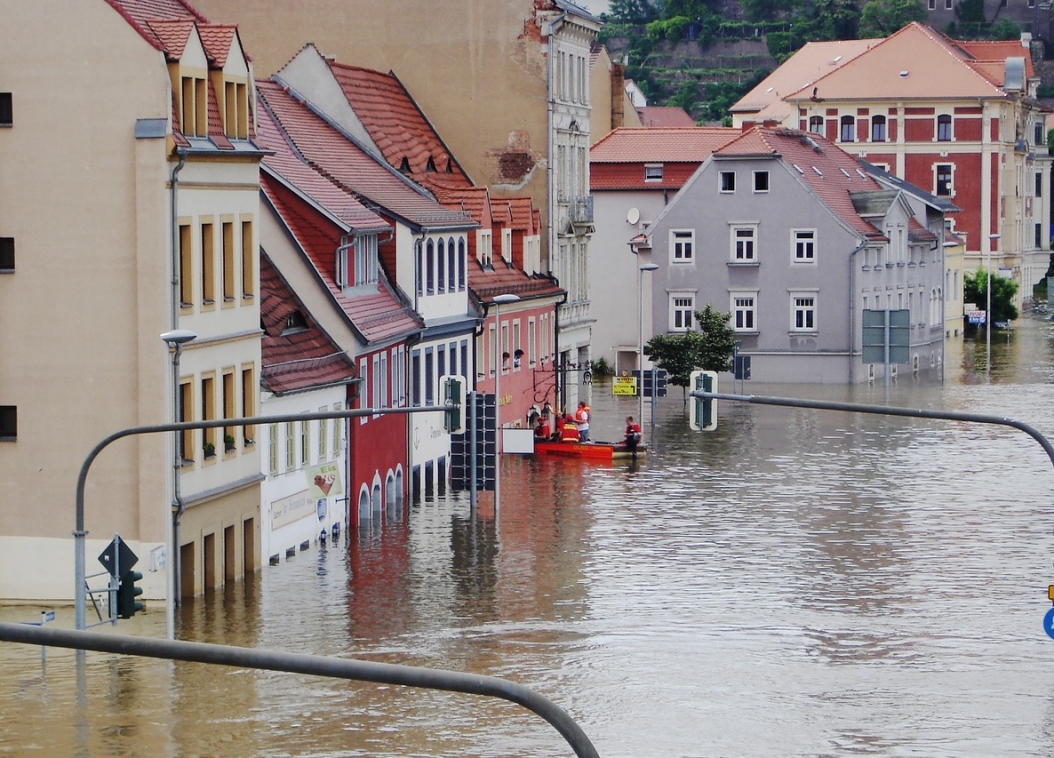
left=789, top=330, right=818, bottom=336
left=670, top=259, right=694, bottom=265
left=896, top=262, right=905, bottom=267
left=734, top=330, right=760, bottom=336
left=728, top=261, right=759, bottom=267
left=0, top=269, right=13, bottom=275
left=242, top=294, right=254, bottom=301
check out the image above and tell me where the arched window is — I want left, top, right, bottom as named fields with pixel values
left=448, top=237, right=456, bottom=291
left=357, top=489, right=370, bottom=525
left=809, top=115, right=823, bottom=134
left=871, top=115, right=886, bottom=142
left=840, top=116, right=855, bottom=142
left=437, top=238, right=445, bottom=293
left=372, top=483, right=382, bottom=512
left=458, top=238, right=466, bottom=290
left=937, top=114, right=952, bottom=141
left=426, top=239, right=435, bottom=295
left=415, top=240, right=423, bottom=297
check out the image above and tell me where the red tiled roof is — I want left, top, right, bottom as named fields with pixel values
left=260, top=252, right=358, bottom=395
left=257, top=81, right=475, bottom=231
left=104, top=0, right=205, bottom=53
left=323, top=60, right=472, bottom=188
left=432, top=185, right=491, bottom=225
left=506, top=197, right=536, bottom=234
left=144, top=19, right=194, bottom=58
left=256, top=86, right=390, bottom=233
left=591, top=162, right=700, bottom=191
left=198, top=24, right=237, bottom=67
left=715, top=127, right=887, bottom=238
left=636, top=106, right=696, bottom=128
left=591, top=127, right=739, bottom=163
left=469, top=263, right=563, bottom=302
left=262, top=175, right=422, bottom=345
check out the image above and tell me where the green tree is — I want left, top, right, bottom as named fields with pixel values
left=858, top=0, right=925, bottom=37
left=643, top=305, right=737, bottom=400
left=608, top=0, right=659, bottom=23
left=955, top=0, right=985, bottom=23
left=964, top=268, right=1019, bottom=325
left=791, top=0, right=861, bottom=41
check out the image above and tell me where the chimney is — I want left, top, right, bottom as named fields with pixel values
left=611, top=62, right=625, bottom=130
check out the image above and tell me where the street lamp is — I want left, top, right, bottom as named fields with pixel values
left=638, top=263, right=658, bottom=426
left=492, top=294, right=519, bottom=511
left=987, top=234, right=1000, bottom=378
left=161, top=329, right=195, bottom=641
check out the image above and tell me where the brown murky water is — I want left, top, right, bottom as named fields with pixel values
left=4, top=316, right=1054, bottom=757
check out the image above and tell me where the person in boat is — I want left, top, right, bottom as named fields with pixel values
left=533, top=415, right=550, bottom=440
left=624, top=416, right=642, bottom=457
left=560, top=414, right=579, bottom=443
left=574, top=401, right=590, bottom=442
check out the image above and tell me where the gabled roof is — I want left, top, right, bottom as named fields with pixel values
left=323, top=60, right=472, bottom=189
left=785, top=23, right=1025, bottom=103
left=104, top=0, right=206, bottom=54
left=731, top=39, right=881, bottom=117
left=257, top=81, right=476, bottom=232
left=262, top=174, right=423, bottom=345
left=713, top=127, right=889, bottom=239
left=256, top=87, right=390, bottom=234
left=197, top=24, right=238, bottom=67
left=636, top=106, right=696, bottom=128
left=591, top=127, right=739, bottom=163
left=260, top=252, right=358, bottom=396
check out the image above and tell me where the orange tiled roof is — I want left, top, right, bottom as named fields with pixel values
left=591, top=126, right=739, bottom=163
left=635, top=106, right=696, bottom=128
left=257, top=81, right=475, bottom=231
left=260, top=252, right=358, bottom=396
left=256, top=86, right=390, bottom=233
left=262, top=175, right=423, bottom=345
left=104, top=0, right=205, bottom=54
left=785, top=23, right=1020, bottom=103
left=197, top=24, right=237, bottom=67
left=731, top=39, right=882, bottom=117
left=715, top=127, right=888, bottom=239
left=323, top=59, right=472, bottom=188
left=506, top=197, right=536, bottom=235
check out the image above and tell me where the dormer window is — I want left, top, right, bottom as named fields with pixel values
left=425, top=156, right=437, bottom=173
left=282, top=310, right=308, bottom=334
left=180, top=75, right=207, bottom=137
left=478, top=229, right=493, bottom=267
left=223, top=80, right=249, bottom=139
left=644, top=163, right=663, bottom=182
left=399, top=157, right=411, bottom=174
left=336, top=233, right=379, bottom=289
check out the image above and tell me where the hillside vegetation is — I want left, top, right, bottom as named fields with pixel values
left=600, top=0, right=1036, bottom=124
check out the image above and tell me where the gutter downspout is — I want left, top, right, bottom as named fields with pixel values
left=170, top=148, right=187, bottom=618
left=848, top=240, right=867, bottom=385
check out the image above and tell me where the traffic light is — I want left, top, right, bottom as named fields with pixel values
left=689, top=370, right=718, bottom=431
left=116, top=570, right=144, bottom=618
left=441, top=375, right=466, bottom=434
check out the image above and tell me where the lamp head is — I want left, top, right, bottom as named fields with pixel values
left=640, top=263, right=659, bottom=272
left=160, top=329, right=197, bottom=346
left=493, top=294, right=520, bottom=304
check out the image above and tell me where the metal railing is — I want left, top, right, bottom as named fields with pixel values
left=0, top=622, right=600, bottom=758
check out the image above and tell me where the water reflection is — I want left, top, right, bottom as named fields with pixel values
left=4, top=319, right=1054, bottom=756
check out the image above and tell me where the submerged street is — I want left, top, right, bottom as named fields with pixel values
left=4, top=316, right=1054, bottom=757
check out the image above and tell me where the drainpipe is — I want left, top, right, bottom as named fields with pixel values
left=169, top=148, right=187, bottom=613
left=848, top=240, right=867, bottom=384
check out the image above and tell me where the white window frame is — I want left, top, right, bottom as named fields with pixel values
left=353, top=234, right=378, bottom=286
left=790, top=291, right=818, bottom=333
left=752, top=170, right=769, bottom=193
left=730, top=224, right=758, bottom=263
left=792, top=229, right=816, bottom=263
left=731, top=292, right=758, bottom=333
left=644, top=163, right=663, bottom=182
left=669, top=292, right=695, bottom=332
left=670, top=229, right=695, bottom=264
left=719, top=171, right=736, bottom=193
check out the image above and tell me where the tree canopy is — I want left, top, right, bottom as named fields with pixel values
left=964, top=268, right=1019, bottom=324
left=858, top=0, right=926, bottom=38
left=643, top=305, right=737, bottom=398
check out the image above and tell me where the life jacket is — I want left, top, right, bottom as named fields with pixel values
left=561, top=418, right=579, bottom=442
left=574, top=405, right=590, bottom=425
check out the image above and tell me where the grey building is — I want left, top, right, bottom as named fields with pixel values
left=638, top=127, right=949, bottom=384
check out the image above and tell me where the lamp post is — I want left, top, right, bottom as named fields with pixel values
left=638, top=263, right=658, bottom=426
left=160, top=329, right=195, bottom=641
left=492, top=294, right=519, bottom=512
left=987, top=234, right=1000, bottom=378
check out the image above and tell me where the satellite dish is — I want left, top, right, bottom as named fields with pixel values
left=626, top=207, right=640, bottom=225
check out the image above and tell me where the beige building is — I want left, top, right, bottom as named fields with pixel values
left=0, top=0, right=263, bottom=603
left=195, top=0, right=608, bottom=408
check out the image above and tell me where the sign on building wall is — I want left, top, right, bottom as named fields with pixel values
left=270, top=490, right=315, bottom=530
left=306, top=462, right=343, bottom=499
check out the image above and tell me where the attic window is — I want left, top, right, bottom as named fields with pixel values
left=856, top=168, right=868, bottom=179
left=840, top=168, right=851, bottom=178
left=446, top=159, right=455, bottom=174
left=425, top=156, right=437, bottom=173
left=645, top=163, right=664, bottom=182
left=399, top=157, right=411, bottom=174
left=812, top=166, right=823, bottom=177
left=282, top=310, right=308, bottom=334
left=793, top=164, right=804, bottom=174
left=899, top=70, right=909, bottom=77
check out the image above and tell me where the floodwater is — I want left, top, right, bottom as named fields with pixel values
left=5, top=317, right=1054, bottom=757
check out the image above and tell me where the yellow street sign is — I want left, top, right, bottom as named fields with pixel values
left=612, top=377, right=637, bottom=396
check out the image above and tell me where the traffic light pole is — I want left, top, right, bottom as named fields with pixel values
left=688, top=389, right=1054, bottom=470
left=74, top=404, right=458, bottom=634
